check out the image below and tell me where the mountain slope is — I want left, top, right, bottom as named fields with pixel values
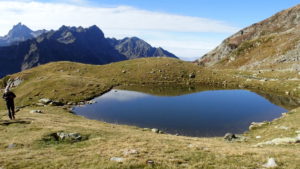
left=196, top=4, right=300, bottom=71
left=0, top=23, right=46, bottom=46
left=107, top=37, right=178, bottom=59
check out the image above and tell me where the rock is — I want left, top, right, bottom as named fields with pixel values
left=7, top=143, right=16, bottom=149
left=7, top=77, right=23, bottom=88
left=189, top=73, right=196, bottom=78
left=295, top=130, right=300, bottom=134
left=30, top=110, right=43, bottom=114
left=67, top=102, right=74, bottom=105
left=262, top=158, right=277, bottom=168
left=49, top=101, right=64, bottom=106
left=151, top=128, right=159, bottom=133
left=256, top=136, right=262, bottom=139
left=36, top=103, right=45, bottom=106
left=249, top=122, right=268, bottom=130
left=55, top=132, right=82, bottom=141
left=224, top=133, right=237, bottom=141
left=275, top=126, right=289, bottom=130
left=123, top=149, right=139, bottom=156
left=87, top=100, right=96, bottom=104
left=224, top=133, right=248, bottom=142
left=146, top=160, right=155, bottom=165
left=255, top=137, right=300, bottom=147
left=158, top=130, right=164, bottom=134
left=39, top=98, right=52, bottom=105
left=110, top=157, right=125, bottom=163
left=122, top=70, right=126, bottom=73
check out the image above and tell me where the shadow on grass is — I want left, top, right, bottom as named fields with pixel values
left=0, top=119, right=31, bottom=126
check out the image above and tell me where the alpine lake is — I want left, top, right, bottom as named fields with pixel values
left=73, top=85, right=300, bottom=137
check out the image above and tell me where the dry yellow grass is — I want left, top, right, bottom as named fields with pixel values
left=0, top=106, right=299, bottom=169
left=0, top=58, right=299, bottom=168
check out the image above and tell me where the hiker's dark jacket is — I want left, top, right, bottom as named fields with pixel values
left=2, top=91, right=16, bottom=104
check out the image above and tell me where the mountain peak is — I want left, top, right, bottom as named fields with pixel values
left=8, top=22, right=32, bottom=37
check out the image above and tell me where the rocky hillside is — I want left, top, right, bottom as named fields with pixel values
left=108, top=37, right=178, bottom=59
left=196, top=4, right=300, bottom=71
left=0, top=23, right=46, bottom=46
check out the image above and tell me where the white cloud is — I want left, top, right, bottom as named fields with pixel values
left=97, top=90, right=147, bottom=102
left=0, top=1, right=238, bottom=60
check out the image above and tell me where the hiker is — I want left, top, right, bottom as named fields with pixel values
left=2, top=87, right=16, bottom=120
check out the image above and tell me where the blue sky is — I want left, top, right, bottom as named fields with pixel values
left=0, top=0, right=299, bottom=60
left=88, top=0, right=300, bottom=27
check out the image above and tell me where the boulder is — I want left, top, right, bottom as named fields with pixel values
left=224, top=133, right=237, bottom=141
left=39, top=98, right=52, bottom=105
left=44, top=132, right=84, bottom=143
left=224, top=133, right=248, bottom=142
left=262, top=158, right=277, bottom=168
left=151, top=128, right=159, bottom=133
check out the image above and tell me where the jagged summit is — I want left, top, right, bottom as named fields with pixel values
left=196, top=4, right=300, bottom=71
left=0, top=23, right=46, bottom=46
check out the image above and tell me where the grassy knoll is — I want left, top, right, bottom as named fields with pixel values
left=0, top=58, right=299, bottom=168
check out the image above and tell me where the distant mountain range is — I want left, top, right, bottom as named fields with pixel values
left=196, top=4, right=300, bottom=71
left=0, top=23, right=177, bottom=78
left=108, top=37, right=177, bottom=59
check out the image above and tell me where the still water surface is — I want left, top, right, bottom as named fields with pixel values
left=73, top=88, right=287, bottom=137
